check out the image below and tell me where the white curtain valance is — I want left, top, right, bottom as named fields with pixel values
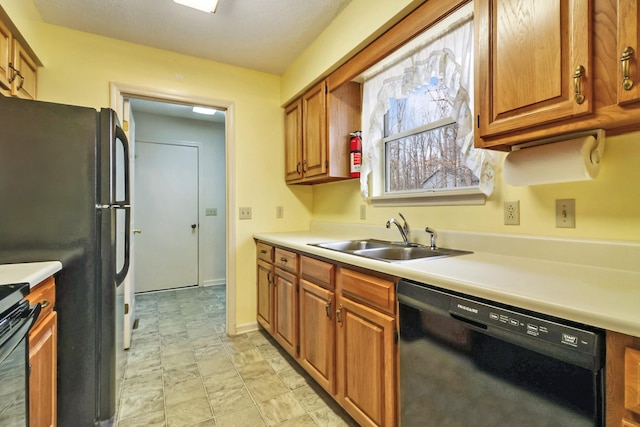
left=359, top=4, right=495, bottom=199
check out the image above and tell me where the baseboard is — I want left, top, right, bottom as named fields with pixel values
left=203, top=278, right=225, bottom=287
left=234, top=321, right=259, bottom=335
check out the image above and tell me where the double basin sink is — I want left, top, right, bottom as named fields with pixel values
left=309, top=239, right=471, bottom=262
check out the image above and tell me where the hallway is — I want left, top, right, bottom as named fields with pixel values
left=115, top=286, right=356, bottom=426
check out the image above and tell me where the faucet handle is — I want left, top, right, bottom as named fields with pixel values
left=398, top=212, right=409, bottom=231
left=425, top=227, right=438, bottom=249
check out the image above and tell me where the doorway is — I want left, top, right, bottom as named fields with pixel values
left=110, top=82, right=237, bottom=339
left=134, top=140, right=199, bottom=293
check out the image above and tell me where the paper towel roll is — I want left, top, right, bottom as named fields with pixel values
left=503, top=136, right=602, bottom=186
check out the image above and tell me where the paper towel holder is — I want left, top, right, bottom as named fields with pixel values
left=510, top=128, right=606, bottom=165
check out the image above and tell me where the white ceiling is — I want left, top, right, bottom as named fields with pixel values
left=32, top=0, right=352, bottom=75
left=32, top=0, right=353, bottom=122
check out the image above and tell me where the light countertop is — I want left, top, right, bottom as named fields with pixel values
left=0, top=261, right=62, bottom=288
left=255, top=222, right=640, bottom=338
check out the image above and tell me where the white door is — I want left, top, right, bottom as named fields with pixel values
left=134, top=141, right=199, bottom=292
left=122, top=99, right=135, bottom=349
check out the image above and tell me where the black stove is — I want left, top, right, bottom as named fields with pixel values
left=0, top=282, right=30, bottom=316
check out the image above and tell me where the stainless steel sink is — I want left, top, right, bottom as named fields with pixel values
left=310, top=239, right=394, bottom=252
left=309, top=239, right=471, bottom=262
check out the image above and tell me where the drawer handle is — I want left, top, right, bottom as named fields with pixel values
left=622, top=46, right=634, bottom=91
left=280, top=257, right=288, bottom=263
left=260, top=249, right=268, bottom=254
left=573, top=65, right=586, bottom=104
left=336, top=304, right=343, bottom=326
left=325, top=298, right=332, bottom=320
left=41, top=299, right=51, bottom=309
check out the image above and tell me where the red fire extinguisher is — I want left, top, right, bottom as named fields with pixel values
left=350, top=131, right=362, bottom=178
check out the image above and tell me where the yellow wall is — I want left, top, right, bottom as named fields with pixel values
left=281, top=0, right=640, bottom=242
left=0, top=0, right=313, bottom=328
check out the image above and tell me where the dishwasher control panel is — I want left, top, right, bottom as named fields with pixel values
left=449, top=296, right=599, bottom=355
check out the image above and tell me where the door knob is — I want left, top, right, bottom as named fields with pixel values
left=191, top=224, right=197, bottom=230
left=133, top=229, right=142, bottom=234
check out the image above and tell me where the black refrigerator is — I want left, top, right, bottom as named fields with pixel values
left=0, top=96, right=131, bottom=426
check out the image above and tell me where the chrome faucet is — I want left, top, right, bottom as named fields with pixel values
left=386, top=213, right=410, bottom=245
left=425, top=227, right=438, bottom=250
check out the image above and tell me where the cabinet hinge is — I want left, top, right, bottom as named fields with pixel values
left=325, top=84, right=328, bottom=95
left=476, top=114, right=480, bottom=129
left=296, top=344, right=300, bottom=353
left=394, top=328, right=399, bottom=344
left=325, top=160, right=329, bottom=168
left=124, top=303, right=129, bottom=315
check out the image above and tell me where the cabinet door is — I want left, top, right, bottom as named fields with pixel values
left=0, top=18, right=11, bottom=91
left=302, top=80, right=327, bottom=179
left=284, top=100, right=303, bottom=182
left=29, top=311, right=57, bottom=427
left=12, top=39, right=36, bottom=99
left=257, top=259, right=274, bottom=333
left=299, top=279, right=335, bottom=394
left=336, top=296, right=395, bottom=427
left=274, top=268, right=298, bottom=358
left=617, top=0, right=640, bottom=105
left=475, top=0, right=591, bottom=145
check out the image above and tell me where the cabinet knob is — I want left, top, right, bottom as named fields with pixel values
left=325, top=298, right=332, bottom=319
left=622, top=46, right=635, bottom=91
left=573, top=65, right=586, bottom=105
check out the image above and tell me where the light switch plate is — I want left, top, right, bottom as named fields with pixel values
left=205, top=208, right=217, bottom=216
left=239, top=207, right=252, bottom=220
left=556, top=199, right=575, bottom=228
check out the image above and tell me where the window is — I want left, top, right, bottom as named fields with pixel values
left=359, top=4, right=495, bottom=205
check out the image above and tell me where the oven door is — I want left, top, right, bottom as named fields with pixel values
left=0, top=301, right=41, bottom=426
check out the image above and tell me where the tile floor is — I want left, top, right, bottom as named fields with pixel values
left=115, top=285, right=357, bottom=427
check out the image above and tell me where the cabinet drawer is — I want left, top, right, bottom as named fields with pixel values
left=275, top=248, right=298, bottom=273
left=301, top=256, right=334, bottom=290
left=339, top=268, right=395, bottom=315
left=25, top=276, right=55, bottom=329
left=257, top=242, right=274, bottom=263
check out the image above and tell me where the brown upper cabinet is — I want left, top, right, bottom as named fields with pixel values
left=284, top=80, right=361, bottom=184
left=0, top=9, right=39, bottom=100
left=475, top=0, right=640, bottom=149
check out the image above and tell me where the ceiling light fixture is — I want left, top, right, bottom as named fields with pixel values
left=173, top=0, right=219, bottom=13
left=193, top=106, right=217, bottom=115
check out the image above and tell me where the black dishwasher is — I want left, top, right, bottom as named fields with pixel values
left=397, top=279, right=605, bottom=427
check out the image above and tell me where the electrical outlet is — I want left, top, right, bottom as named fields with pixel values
left=239, top=207, right=252, bottom=220
left=360, top=204, right=366, bottom=220
left=205, top=208, right=217, bottom=216
left=556, top=199, right=575, bottom=228
left=276, top=206, right=283, bottom=219
left=504, top=201, right=520, bottom=225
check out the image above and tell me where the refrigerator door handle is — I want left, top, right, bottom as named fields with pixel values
left=115, top=205, right=131, bottom=285
left=114, top=124, right=130, bottom=206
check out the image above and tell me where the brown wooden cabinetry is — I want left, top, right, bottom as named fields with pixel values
left=475, top=0, right=640, bottom=149
left=255, top=242, right=398, bottom=426
left=336, top=268, right=396, bottom=427
left=606, top=331, right=640, bottom=427
left=273, top=248, right=299, bottom=358
left=0, top=9, right=39, bottom=99
left=284, top=80, right=361, bottom=184
left=256, top=242, right=274, bottom=333
left=25, top=276, right=57, bottom=427
left=299, top=256, right=336, bottom=394
left=475, top=0, right=591, bottom=144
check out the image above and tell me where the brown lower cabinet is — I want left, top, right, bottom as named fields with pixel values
left=255, top=241, right=398, bottom=426
left=25, top=276, right=57, bottom=427
left=607, top=331, right=640, bottom=427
